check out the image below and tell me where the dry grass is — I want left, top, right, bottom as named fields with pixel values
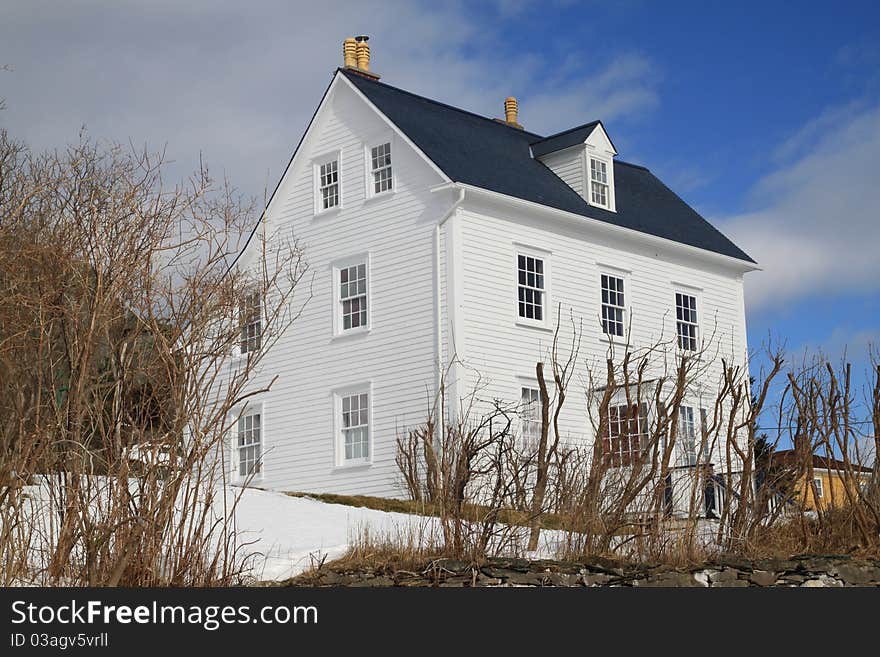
left=284, top=490, right=575, bottom=532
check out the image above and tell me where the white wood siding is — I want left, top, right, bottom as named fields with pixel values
left=238, top=81, right=447, bottom=497
left=452, top=198, right=749, bottom=453
left=539, top=147, right=585, bottom=198
left=231, top=75, right=752, bottom=499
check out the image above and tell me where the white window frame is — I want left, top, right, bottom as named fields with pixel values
left=705, top=475, right=724, bottom=519
left=313, top=149, right=342, bottom=215
left=238, top=289, right=263, bottom=356
left=602, top=400, right=650, bottom=468
left=813, top=477, right=824, bottom=499
left=599, top=267, right=628, bottom=339
left=589, top=156, right=611, bottom=209
left=674, top=289, right=701, bottom=352
left=364, top=136, right=395, bottom=199
left=330, top=253, right=371, bottom=337
left=231, top=402, right=264, bottom=482
left=678, top=405, right=698, bottom=466
left=519, top=384, right=543, bottom=453
left=332, top=382, right=373, bottom=468
left=514, top=244, right=552, bottom=330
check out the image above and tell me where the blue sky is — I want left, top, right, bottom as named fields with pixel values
left=470, top=1, right=880, bottom=409
left=478, top=2, right=880, bottom=348
left=2, top=0, right=878, bottom=423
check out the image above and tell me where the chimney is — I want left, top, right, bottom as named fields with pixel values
left=341, top=35, right=380, bottom=80
left=343, top=38, right=357, bottom=68
left=355, top=35, right=370, bottom=70
left=502, top=96, right=522, bottom=129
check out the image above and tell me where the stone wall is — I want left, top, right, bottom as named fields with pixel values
left=281, top=555, right=880, bottom=587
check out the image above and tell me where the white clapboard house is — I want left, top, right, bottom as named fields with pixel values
left=228, top=37, right=757, bottom=502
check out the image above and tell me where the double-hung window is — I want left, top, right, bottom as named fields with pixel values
left=517, top=254, right=545, bottom=322
left=370, top=142, right=393, bottom=195
left=678, top=406, right=697, bottom=466
left=339, top=262, right=368, bottom=331
left=590, top=158, right=609, bottom=208
left=318, top=158, right=340, bottom=211
left=520, top=387, right=542, bottom=451
left=341, top=391, right=370, bottom=463
left=601, top=274, right=625, bottom=337
left=675, top=292, right=699, bottom=351
left=239, top=291, right=262, bottom=355
left=603, top=402, right=649, bottom=467
left=813, top=477, right=824, bottom=499
left=236, top=411, right=262, bottom=477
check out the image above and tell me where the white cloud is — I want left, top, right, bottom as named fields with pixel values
left=792, top=326, right=879, bottom=365
left=719, top=102, right=880, bottom=310
left=0, top=1, right=658, bottom=199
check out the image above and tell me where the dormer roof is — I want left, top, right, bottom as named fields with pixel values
left=530, top=121, right=617, bottom=157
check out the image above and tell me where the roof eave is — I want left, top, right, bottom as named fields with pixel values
left=433, top=182, right=760, bottom=272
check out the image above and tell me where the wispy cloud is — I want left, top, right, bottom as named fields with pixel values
left=718, top=102, right=880, bottom=310
left=522, top=53, right=659, bottom=135
left=0, top=1, right=659, bottom=199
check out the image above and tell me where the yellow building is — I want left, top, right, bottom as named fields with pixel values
left=770, top=450, right=874, bottom=512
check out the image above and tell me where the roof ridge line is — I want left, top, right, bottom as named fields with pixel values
left=338, top=68, right=545, bottom=139
left=529, top=120, right=601, bottom=145
left=615, top=159, right=650, bottom=172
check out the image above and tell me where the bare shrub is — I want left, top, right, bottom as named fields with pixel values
left=396, top=363, right=533, bottom=560
left=396, top=305, right=879, bottom=564
left=0, top=129, right=309, bottom=585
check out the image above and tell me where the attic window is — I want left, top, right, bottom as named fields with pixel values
left=239, top=291, right=262, bottom=355
left=590, top=158, right=609, bottom=208
left=370, top=142, right=393, bottom=194
left=319, top=159, right=340, bottom=210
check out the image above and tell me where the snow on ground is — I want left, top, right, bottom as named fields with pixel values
left=16, top=479, right=558, bottom=583
left=231, top=488, right=439, bottom=581
left=231, top=487, right=561, bottom=581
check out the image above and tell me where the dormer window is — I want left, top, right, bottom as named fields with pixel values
left=533, top=122, right=617, bottom=212
left=590, top=158, right=609, bottom=208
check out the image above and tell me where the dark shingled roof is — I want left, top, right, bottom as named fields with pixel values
left=341, top=69, right=754, bottom=264
left=530, top=121, right=604, bottom=157
left=770, top=450, right=874, bottom=474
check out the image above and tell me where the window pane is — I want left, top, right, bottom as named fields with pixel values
left=675, top=293, right=698, bottom=351
left=340, top=263, right=368, bottom=331
left=341, top=392, right=369, bottom=462
left=601, top=275, right=624, bottom=336
left=517, top=254, right=546, bottom=320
